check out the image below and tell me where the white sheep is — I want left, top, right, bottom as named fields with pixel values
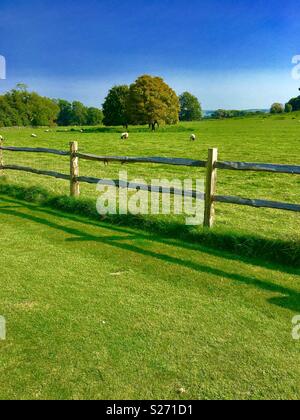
left=121, top=132, right=129, bottom=140
left=190, top=134, right=196, bottom=141
left=31, top=134, right=37, bottom=138
left=0, top=135, right=4, bottom=141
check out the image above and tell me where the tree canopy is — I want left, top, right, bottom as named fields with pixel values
left=102, top=85, right=130, bottom=127
left=54, top=100, right=103, bottom=126
left=210, top=109, right=265, bottom=119
left=284, top=103, right=293, bottom=113
left=127, top=75, right=179, bottom=129
left=0, top=87, right=103, bottom=128
left=0, top=88, right=59, bottom=127
left=286, top=96, right=300, bottom=112
left=179, top=92, right=202, bottom=121
left=270, top=103, right=284, bottom=114
left=86, top=107, right=104, bottom=126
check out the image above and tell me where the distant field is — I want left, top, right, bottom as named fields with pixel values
left=1, top=114, right=299, bottom=243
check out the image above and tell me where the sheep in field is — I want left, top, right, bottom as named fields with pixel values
left=31, top=134, right=37, bottom=138
left=121, top=132, right=129, bottom=140
left=0, top=135, right=4, bottom=142
left=190, top=134, right=196, bottom=141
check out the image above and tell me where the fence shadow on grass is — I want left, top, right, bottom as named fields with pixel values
left=1, top=182, right=299, bottom=268
left=0, top=191, right=299, bottom=276
left=1, top=196, right=300, bottom=313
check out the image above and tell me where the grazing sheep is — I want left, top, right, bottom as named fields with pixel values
left=0, top=135, right=4, bottom=141
left=121, top=132, right=129, bottom=140
left=190, top=134, right=196, bottom=141
left=31, top=134, right=37, bottom=138
left=45, top=129, right=50, bottom=132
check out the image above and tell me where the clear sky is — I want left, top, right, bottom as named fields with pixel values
left=0, top=0, right=299, bottom=109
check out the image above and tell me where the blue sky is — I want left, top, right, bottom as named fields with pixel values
left=0, top=0, right=299, bottom=109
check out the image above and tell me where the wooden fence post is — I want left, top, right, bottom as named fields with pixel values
left=204, top=148, right=218, bottom=228
left=70, top=141, right=80, bottom=197
left=0, top=136, right=4, bottom=177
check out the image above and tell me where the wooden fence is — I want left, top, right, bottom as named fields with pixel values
left=0, top=139, right=300, bottom=228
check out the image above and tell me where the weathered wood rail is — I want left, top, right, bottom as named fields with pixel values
left=0, top=140, right=299, bottom=228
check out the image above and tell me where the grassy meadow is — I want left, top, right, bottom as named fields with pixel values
left=0, top=195, right=300, bottom=400
left=0, top=113, right=300, bottom=400
left=1, top=113, right=300, bottom=244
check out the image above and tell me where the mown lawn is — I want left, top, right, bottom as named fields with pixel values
left=0, top=114, right=300, bottom=243
left=0, top=195, right=300, bottom=400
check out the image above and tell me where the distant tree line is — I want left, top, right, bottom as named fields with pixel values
left=270, top=95, right=300, bottom=114
left=210, top=109, right=266, bottom=119
left=0, top=78, right=203, bottom=129
left=0, top=85, right=59, bottom=127
left=54, top=100, right=103, bottom=126
left=0, top=84, right=103, bottom=127
left=3, top=78, right=300, bottom=129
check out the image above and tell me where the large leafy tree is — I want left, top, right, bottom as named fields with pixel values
left=102, top=85, right=130, bottom=127
left=179, top=92, right=202, bottom=121
left=127, top=75, right=179, bottom=130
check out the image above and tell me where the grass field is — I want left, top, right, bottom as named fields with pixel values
left=0, top=114, right=300, bottom=400
left=1, top=114, right=300, bottom=245
left=0, top=195, right=300, bottom=400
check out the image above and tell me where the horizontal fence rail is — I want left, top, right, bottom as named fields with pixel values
left=76, top=152, right=207, bottom=167
left=0, top=140, right=300, bottom=228
left=217, top=161, right=300, bottom=175
left=215, top=195, right=300, bottom=212
left=0, top=164, right=70, bottom=181
left=78, top=176, right=204, bottom=199
left=0, top=146, right=69, bottom=156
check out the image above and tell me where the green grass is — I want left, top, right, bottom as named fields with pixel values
left=1, top=182, right=299, bottom=266
left=0, top=114, right=300, bottom=261
left=0, top=194, right=300, bottom=400
left=1, top=115, right=300, bottom=399
left=1, top=115, right=300, bottom=243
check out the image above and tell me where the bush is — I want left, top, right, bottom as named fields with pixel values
left=270, top=103, right=284, bottom=114
left=285, top=103, right=293, bottom=113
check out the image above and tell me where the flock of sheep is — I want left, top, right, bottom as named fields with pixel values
left=1, top=132, right=198, bottom=142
